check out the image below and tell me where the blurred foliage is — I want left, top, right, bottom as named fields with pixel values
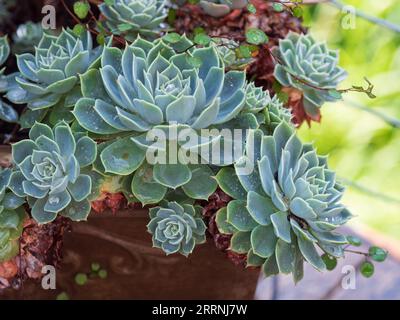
left=299, top=0, right=400, bottom=240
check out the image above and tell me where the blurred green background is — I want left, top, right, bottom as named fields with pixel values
left=300, top=0, right=400, bottom=240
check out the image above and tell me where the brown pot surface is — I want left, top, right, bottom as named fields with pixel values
left=1, top=209, right=259, bottom=300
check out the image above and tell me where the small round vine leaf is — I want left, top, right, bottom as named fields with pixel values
left=74, top=273, right=88, bottom=286
left=98, top=269, right=108, bottom=279
left=194, top=33, right=211, bottom=46
left=272, top=3, right=284, bottom=12
left=321, top=253, right=337, bottom=271
left=346, top=235, right=362, bottom=247
left=368, top=246, right=388, bottom=262
left=247, top=3, right=256, bottom=14
left=292, top=6, right=303, bottom=18
left=56, top=292, right=70, bottom=300
left=91, top=262, right=101, bottom=272
left=163, top=33, right=181, bottom=44
left=360, top=261, right=375, bottom=278
left=73, top=1, right=90, bottom=19
left=245, top=28, right=269, bottom=45
left=72, top=24, right=85, bottom=36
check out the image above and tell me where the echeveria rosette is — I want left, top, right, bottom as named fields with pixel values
left=147, top=201, right=206, bottom=256
left=74, top=35, right=245, bottom=203
left=8, top=122, right=97, bottom=224
left=243, top=84, right=293, bottom=133
left=273, top=32, right=348, bottom=118
left=0, top=168, right=26, bottom=262
left=0, top=36, right=19, bottom=123
left=6, top=29, right=102, bottom=128
left=215, top=122, right=352, bottom=282
left=99, top=0, right=167, bottom=40
left=266, top=95, right=292, bottom=129
left=261, top=94, right=293, bottom=134
left=199, top=0, right=248, bottom=17
left=244, top=82, right=273, bottom=114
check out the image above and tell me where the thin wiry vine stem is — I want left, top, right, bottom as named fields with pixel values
left=344, top=99, right=400, bottom=129
left=339, top=177, right=400, bottom=205
left=327, top=0, right=400, bottom=34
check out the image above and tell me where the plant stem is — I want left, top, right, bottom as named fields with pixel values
left=328, top=0, right=400, bottom=34
left=344, top=99, right=400, bottom=129
left=340, top=177, right=400, bottom=205
left=344, top=249, right=369, bottom=256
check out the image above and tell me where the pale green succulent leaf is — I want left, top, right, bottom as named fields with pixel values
left=61, top=199, right=91, bottom=221
left=215, top=167, right=247, bottom=200
left=75, top=136, right=97, bottom=167
left=131, top=164, right=167, bottom=205
left=227, top=200, right=258, bottom=232
left=247, top=249, right=266, bottom=267
left=271, top=211, right=291, bottom=243
left=101, top=137, right=145, bottom=175
left=276, top=239, right=295, bottom=274
left=247, top=191, right=276, bottom=225
left=298, top=236, right=326, bottom=271
left=250, top=224, right=277, bottom=258
left=215, top=207, right=238, bottom=235
left=68, top=174, right=92, bottom=202
left=31, top=198, right=58, bottom=224
left=153, top=163, right=192, bottom=189
left=230, top=231, right=251, bottom=254
left=181, top=165, right=217, bottom=200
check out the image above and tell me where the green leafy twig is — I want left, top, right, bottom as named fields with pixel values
left=337, top=77, right=376, bottom=99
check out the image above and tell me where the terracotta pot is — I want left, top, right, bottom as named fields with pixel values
left=1, top=209, right=259, bottom=300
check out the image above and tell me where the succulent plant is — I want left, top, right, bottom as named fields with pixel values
left=8, top=122, right=97, bottom=224
left=242, top=84, right=293, bottom=132
left=74, top=34, right=246, bottom=202
left=0, top=36, right=19, bottom=123
left=98, top=0, right=167, bottom=40
left=12, top=21, right=44, bottom=54
left=199, top=0, right=248, bottom=18
left=0, top=168, right=26, bottom=262
left=147, top=201, right=206, bottom=256
left=262, top=94, right=293, bottom=133
left=6, top=29, right=103, bottom=128
left=215, top=122, right=352, bottom=282
left=273, top=32, right=348, bottom=118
